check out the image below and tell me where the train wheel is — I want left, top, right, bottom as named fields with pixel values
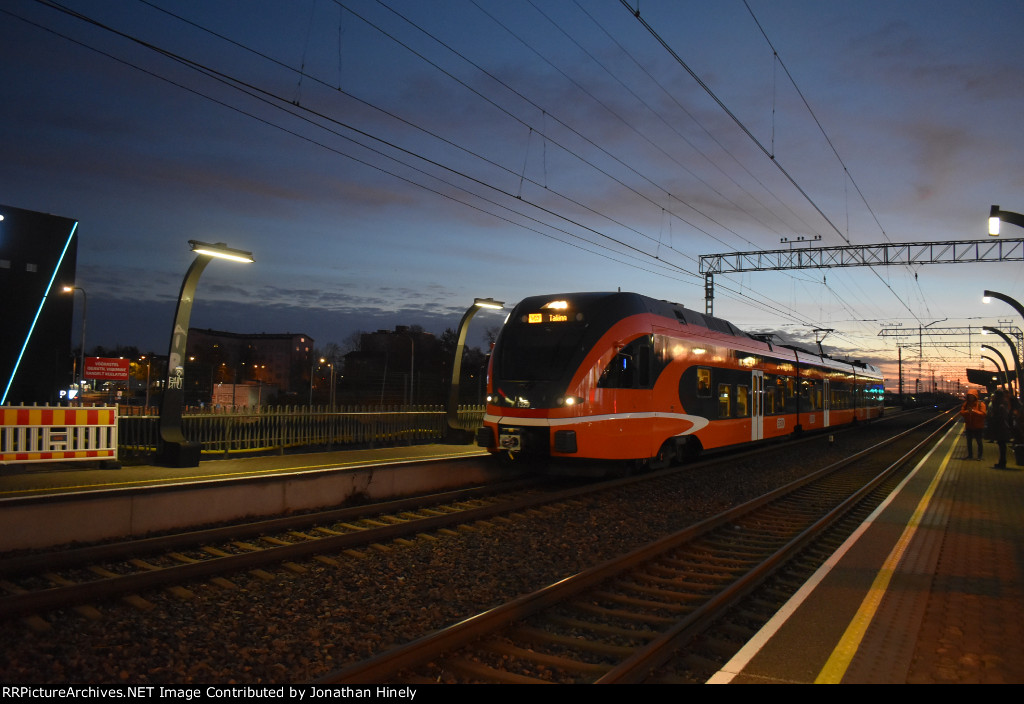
left=648, top=440, right=678, bottom=470
left=678, top=437, right=702, bottom=463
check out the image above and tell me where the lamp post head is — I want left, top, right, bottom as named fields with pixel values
left=188, top=240, right=254, bottom=263
left=988, top=206, right=1024, bottom=237
left=473, top=297, right=505, bottom=310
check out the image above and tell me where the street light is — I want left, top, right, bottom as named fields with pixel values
left=320, top=357, right=336, bottom=407
left=158, top=240, right=253, bottom=467
left=61, top=285, right=87, bottom=399
left=446, top=297, right=505, bottom=434
left=982, top=289, right=1024, bottom=402
left=188, top=240, right=255, bottom=263
left=139, top=355, right=152, bottom=409
left=982, top=289, right=1024, bottom=320
left=982, top=327, right=1021, bottom=401
left=988, top=205, right=1024, bottom=236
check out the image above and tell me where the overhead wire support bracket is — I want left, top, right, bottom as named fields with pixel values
left=699, top=237, right=1024, bottom=275
left=698, top=238, right=1024, bottom=315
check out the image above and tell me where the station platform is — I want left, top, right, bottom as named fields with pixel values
left=712, top=423, right=1024, bottom=684
left=0, top=443, right=488, bottom=500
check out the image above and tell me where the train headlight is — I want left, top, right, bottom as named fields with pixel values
left=560, top=396, right=583, bottom=406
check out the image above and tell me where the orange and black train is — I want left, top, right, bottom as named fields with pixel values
left=476, top=292, right=884, bottom=469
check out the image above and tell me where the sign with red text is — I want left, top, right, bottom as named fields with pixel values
left=84, top=357, right=130, bottom=381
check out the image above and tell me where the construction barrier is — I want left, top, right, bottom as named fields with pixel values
left=0, top=406, right=118, bottom=465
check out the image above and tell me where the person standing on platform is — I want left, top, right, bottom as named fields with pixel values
left=959, top=390, right=987, bottom=460
left=989, top=390, right=1012, bottom=469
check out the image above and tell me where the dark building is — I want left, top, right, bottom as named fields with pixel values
left=342, top=326, right=444, bottom=405
left=0, top=204, right=78, bottom=404
left=185, top=328, right=314, bottom=404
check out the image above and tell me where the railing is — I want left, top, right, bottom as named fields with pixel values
left=118, top=404, right=486, bottom=457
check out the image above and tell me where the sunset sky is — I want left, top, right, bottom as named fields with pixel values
left=3, top=0, right=1023, bottom=389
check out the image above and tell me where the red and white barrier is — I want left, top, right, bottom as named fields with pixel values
left=0, top=406, right=118, bottom=464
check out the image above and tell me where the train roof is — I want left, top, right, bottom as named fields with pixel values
left=511, top=291, right=882, bottom=376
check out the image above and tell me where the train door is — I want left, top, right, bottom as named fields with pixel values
left=823, top=378, right=830, bottom=426
left=751, top=370, right=764, bottom=441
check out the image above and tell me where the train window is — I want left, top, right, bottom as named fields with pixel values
left=652, top=335, right=676, bottom=376
left=765, top=385, right=776, bottom=414
left=736, top=385, right=749, bottom=417
left=598, top=335, right=654, bottom=389
left=497, top=319, right=588, bottom=382
left=696, top=367, right=712, bottom=398
left=718, top=384, right=731, bottom=417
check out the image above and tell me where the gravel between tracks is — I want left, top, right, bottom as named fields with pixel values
left=0, top=427, right=897, bottom=683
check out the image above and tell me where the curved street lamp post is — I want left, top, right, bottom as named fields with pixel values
left=158, top=241, right=253, bottom=467
left=982, top=328, right=1022, bottom=402
left=446, top=297, right=504, bottom=435
left=982, top=289, right=1024, bottom=403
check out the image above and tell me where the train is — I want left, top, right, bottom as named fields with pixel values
left=475, top=291, right=884, bottom=469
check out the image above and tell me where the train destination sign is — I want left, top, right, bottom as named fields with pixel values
left=528, top=312, right=569, bottom=323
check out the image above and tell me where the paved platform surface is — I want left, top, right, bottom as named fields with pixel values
left=713, top=424, right=1024, bottom=684
left=0, top=443, right=487, bottom=500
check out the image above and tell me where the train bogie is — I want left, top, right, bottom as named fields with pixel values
left=479, top=292, right=883, bottom=470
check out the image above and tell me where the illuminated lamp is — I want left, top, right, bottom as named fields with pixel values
left=188, top=240, right=255, bottom=263
left=988, top=205, right=1024, bottom=237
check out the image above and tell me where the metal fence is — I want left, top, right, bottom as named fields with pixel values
left=118, top=404, right=486, bottom=457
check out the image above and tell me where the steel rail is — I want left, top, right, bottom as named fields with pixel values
left=0, top=472, right=534, bottom=576
left=319, top=411, right=951, bottom=684
left=598, top=413, right=955, bottom=683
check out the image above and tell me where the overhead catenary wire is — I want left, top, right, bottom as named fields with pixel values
left=18, top=0, right=912, bottom=353
left=621, top=0, right=923, bottom=329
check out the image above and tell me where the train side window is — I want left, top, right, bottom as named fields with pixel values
left=736, top=385, right=749, bottom=417
left=800, top=380, right=814, bottom=410
left=718, top=384, right=731, bottom=417
left=696, top=367, right=712, bottom=398
left=765, top=385, right=776, bottom=414
left=598, top=335, right=654, bottom=389
left=638, top=343, right=651, bottom=388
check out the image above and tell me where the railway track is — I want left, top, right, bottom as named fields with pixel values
left=0, top=479, right=547, bottom=623
left=0, top=410, right=937, bottom=641
left=318, top=411, right=952, bottom=684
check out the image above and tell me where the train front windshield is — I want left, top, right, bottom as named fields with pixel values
left=496, top=321, right=588, bottom=383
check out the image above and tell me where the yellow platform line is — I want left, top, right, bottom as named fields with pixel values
left=815, top=428, right=957, bottom=683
